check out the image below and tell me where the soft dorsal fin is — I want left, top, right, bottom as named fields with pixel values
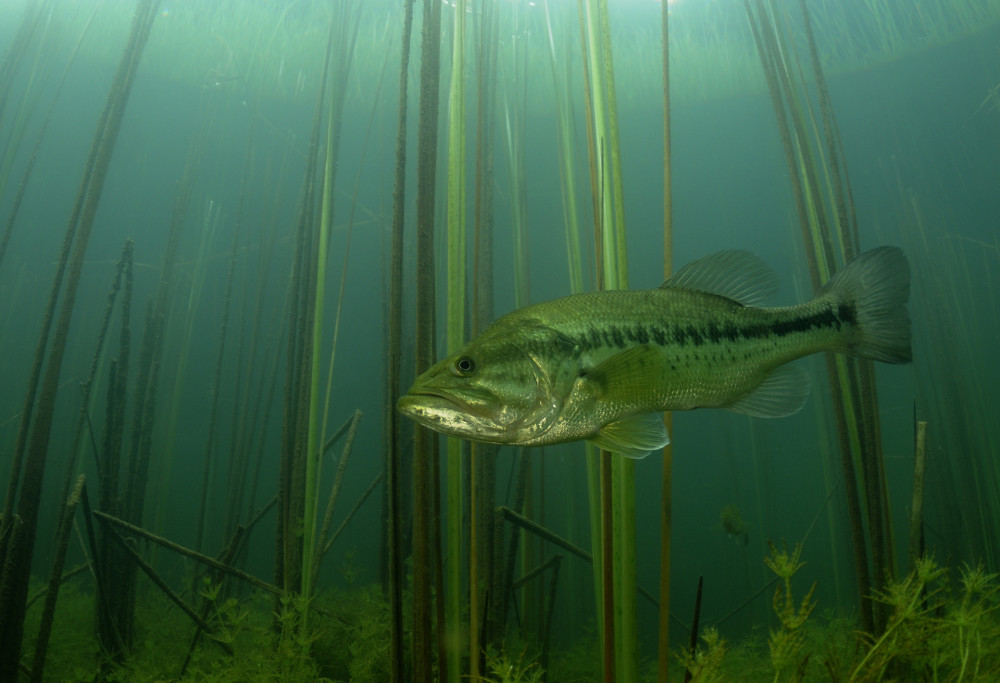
left=660, top=250, right=779, bottom=306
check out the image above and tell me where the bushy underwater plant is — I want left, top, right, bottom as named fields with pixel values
left=676, top=547, right=1000, bottom=682
left=477, top=645, right=545, bottom=683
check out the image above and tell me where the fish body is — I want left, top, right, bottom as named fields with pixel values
left=398, top=247, right=911, bottom=458
left=720, top=504, right=750, bottom=546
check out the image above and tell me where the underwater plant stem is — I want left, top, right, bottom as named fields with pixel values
left=300, top=84, right=337, bottom=606
left=180, top=526, right=247, bottom=677
left=29, top=474, right=84, bottom=682
left=745, top=0, right=892, bottom=635
left=682, top=576, right=704, bottom=683
left=101, top=521, right=234, bottom=656
left=385, top=0, right=414, bottom=679
left=311, top=410, right=362, bottom=586
left=412, top=0, right=443, bottom=676
left=541, top=554, right=562, bottom=676
left=444, top=2, right=468, bottom=679
left=578, top=0, right=637, bottom=676
left=92, top=510, right=284, bottom=598
left=601, top=451, right=616, bottom=683
left=0, top=0, right=103, bottom=275
left=500, top=506, right=591, bottom=562
left=543, top=0, right=584, bottom=296
left=470, top=0, right=499, bottom=662
left=324, top=471, right=383, bottom=554
left=658, top=0, right=674, bottom=678
left=909, top=421, right=928, bottom=572
left=0, top=3, right=159, bottom=674
left=194, top=202, right=239, bottom=553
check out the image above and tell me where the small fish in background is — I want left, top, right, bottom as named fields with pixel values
left=201, top=69, right=242, bottom=89
left=720, top=504, right=750, bottom=547
left=398, top=247, right=911, bottom=458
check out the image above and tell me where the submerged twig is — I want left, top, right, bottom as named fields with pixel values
left=311, top=409, right=362, bottom=587
left=92, top=510, right=283, bottom=598
left=101, top=522, right=234, bottom=657
left=325, top=470, right=384, bottom=555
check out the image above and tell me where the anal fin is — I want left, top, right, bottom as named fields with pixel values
left=727, top=363, right=810, bottom=418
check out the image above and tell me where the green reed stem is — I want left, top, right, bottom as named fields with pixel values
left=657, top=0, right=675, bottom=678
left=385, top=0, right=414, bottom=679
left=412, top=0, right=443, bottom=677
left=444, top=1, right=468, bottom=679
left=0, top=3, right=159, bottom=674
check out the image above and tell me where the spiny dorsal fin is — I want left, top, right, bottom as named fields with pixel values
left=661, top=250, right=779, bottom=306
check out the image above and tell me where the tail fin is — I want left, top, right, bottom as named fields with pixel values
left=819, top=246, right=912, bottom=364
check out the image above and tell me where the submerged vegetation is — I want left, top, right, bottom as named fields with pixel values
left=1, top=0, right=999, bottom=680
left=17, top=549, right=999, bottom=681
left=679, top=551, right=1000, bottom=682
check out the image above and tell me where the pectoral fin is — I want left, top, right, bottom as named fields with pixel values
left=588, top=412, right=670, bottom=459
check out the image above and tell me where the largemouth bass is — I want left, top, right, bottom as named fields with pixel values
left=398, top=247, right=911, bottom=458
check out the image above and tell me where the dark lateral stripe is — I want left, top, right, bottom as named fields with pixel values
left=578, top=304, right=855, bottom=351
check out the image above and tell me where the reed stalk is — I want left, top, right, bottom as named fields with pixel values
left=218, top=133, right=258, bottom=542
left=412, top=0, right=443, bottom=677
left=325, top=471, right=384, bottom=553
left=471, top=0, right=500, bottom=667
left=578, top=0, right=637, bottom=677
left=310, top=410, right=362, bottom=589
left=0, top=0, right=101, bottom=275
left=384, top=0, right=415, bottom=679
left=0, top=3, right=159, bottom=674
left=183, top=200, right=227, bottom=554
left=543, top=0, right=586, bottom=297
left=29, top=474, right=85, bottom=683
left=682, top=576, right=705, bottom=683
left=658, top=0, right=675, bottom=679
left=909, top=420, right=928, bottom=573
left=745, top=0, right=896, bottom=635
left=121, top=138, right=196, bottom=649
left=180, top=529, right=245, bottom=676
left=99, top=518, right=235, bottom=657
left=443, top=2, right=468, bottom=679
left=500, top=505, right=663, bottom=608
left=499, top=452, right=532, bottom=630
left=301, top=61, right=338, bottom=609
left=0, top=0, right=51, bottom=136
left=92, top=509, right=284, bottom=597
left=277, top=82, right=320, bottom=603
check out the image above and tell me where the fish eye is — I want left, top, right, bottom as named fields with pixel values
left=452, top=356, right=476, bottom=376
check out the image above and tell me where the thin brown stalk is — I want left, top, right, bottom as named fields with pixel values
left=30, top=475, right=85, bottom=682
left=412, top=0, right=442, bottom=677
left=310, top=410, right=362, bottom=588
left=92, top=510, right=284, bottom=599
left=101, top=522, right=234, bottom=657
left=909, top=421, right=928, bottom=573
left=0, top=3, right=159, bottom=674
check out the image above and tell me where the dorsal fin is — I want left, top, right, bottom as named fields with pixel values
left=660, top=250, right=779, bottom=306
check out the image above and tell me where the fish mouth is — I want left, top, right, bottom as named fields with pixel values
left=397, top=389, right=457, bottom=414
left=398, top=387, right=496, bottom=420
